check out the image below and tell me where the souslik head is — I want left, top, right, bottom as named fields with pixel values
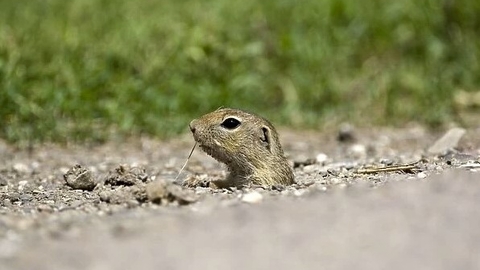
left=189, top=108, right=295, bottom=188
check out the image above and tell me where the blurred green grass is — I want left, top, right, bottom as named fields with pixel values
left=1, top=0, right=479, bottom=143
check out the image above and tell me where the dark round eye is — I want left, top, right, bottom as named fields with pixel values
left=221, top=117, right=241, bottom=129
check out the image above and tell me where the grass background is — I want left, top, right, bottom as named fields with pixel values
left=1, top=0, right=479, bottom=144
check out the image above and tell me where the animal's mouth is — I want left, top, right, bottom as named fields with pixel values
left=198, top=143, right=233, bottom=165
left=190, top=133, right=215, bottom=157
left=198, top=144, right=215, bottom=157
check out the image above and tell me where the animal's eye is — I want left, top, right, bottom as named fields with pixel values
left=221, top=117, right=241, bottom=129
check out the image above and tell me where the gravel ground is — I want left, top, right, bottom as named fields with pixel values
left=0, top=126, right=479, bottom=270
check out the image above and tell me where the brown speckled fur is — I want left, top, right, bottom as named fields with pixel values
left=189, top=108, right=295, bottom=188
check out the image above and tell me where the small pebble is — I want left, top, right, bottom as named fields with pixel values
left=146, top=180, right=169, bottom=203
left=146, top=179, right=197, bottom=205
left=337, top=123, right=356, bottom=143
left=99, top=191, right=111, bottom=202
left=316, top=185, right=327, bottom=191
left=380, top=159, right=394, bottom=165
left=0, top=176, right=7, bottom=186
left=329, top=178, right=342, bottom=185
left=17, top=181, right=28, bottom=191
left=126, top=200, right=140, bottom=208
left=105, top=165, right=147, bottom=186
left=18, top=180, right=28, bottom=186
left=37, top=204, right=53, bottom=213
left=63, top=164, right=96, bottom=191
left=316, top=153, right=328, bottom=164
left=293, top=189, right=307, bottom=196
left=13, top=163, right=30, bottom=174
left=417, top=172, right=428, bottom=179
left=318, top=170, right=329, bottom=177
left=428, top=127, right=466, bottom=155
left=349, top=144, right=367, bottom=159
left=338, top=183, right=348, bottom=188
left=241, top=191, right=263, bottom=204
left=303, top=165, right=317, bottom=173
left=3, top=199, right=12, bottom=207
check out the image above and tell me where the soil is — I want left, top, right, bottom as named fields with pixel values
left=1, top=126, right=480, bottom=270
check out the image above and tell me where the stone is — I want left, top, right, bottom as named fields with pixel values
left=241, top=191, right=263, bottom=203
left=146, top=179, right=197, bottom=205
left=428, top=128, right=466, bottom=155
left=63, top=164, right=96, bottom=191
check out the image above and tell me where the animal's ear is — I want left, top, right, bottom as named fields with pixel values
left=260, top=126, right=272, bottom=153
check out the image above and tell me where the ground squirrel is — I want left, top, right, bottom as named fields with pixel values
left=189, top=108, right=295, bottom=188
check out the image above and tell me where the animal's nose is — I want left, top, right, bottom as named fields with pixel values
left=189, top=120, right=197, bottom=133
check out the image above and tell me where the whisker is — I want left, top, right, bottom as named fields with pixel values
left=174, top=141, right=197, bottom=182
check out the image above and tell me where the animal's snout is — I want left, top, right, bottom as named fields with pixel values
left=189, top=120, right=197, bottom=134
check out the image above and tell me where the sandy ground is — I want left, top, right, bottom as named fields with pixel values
left=1, top=126, right=479, bottom=270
